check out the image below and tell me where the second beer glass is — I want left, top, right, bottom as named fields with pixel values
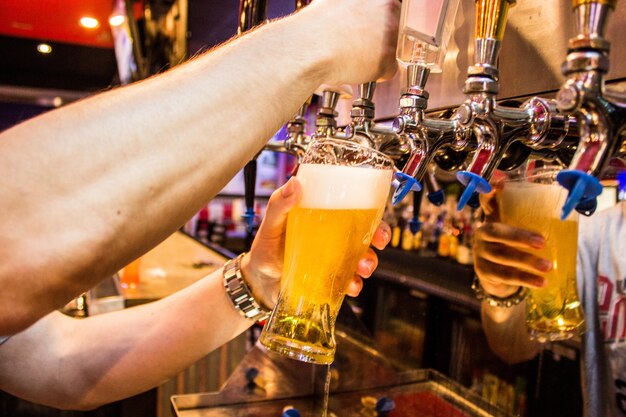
left=259, top=139, right=394, bottom=364
left=497, top=167, right=585, bottom=342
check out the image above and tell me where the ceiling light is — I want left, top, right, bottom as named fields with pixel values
left=79, top=17, right=100, bottom=29
left=37, top=43, right=52, bottom=54
left=109, top=15, right=125, bottom=27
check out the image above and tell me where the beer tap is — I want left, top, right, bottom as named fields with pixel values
left=391, top=63, right=469, bottom=207
left=454, top=0, right=579, bottom=211
left=555, top=0, right=626, bottom=219
left=313, top=88, right=352, bottom=141
left=390, top=0, right=474, bottom=213
left=349, top=82, right=407, bottom=156
left=264, top=101, right=311, bottom=162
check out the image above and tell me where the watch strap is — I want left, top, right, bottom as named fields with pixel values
left=223, top=253, right=271, bottom=322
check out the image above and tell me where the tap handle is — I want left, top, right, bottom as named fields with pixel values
left=243, top=159, right=257, bottom=234
left=392, top=172, right=422, bottom=205
left=456, top=171, right=492, bottom=211
left=425, top=171, right=445, bottom=206
left=471, top=0, right=516, bottom=74
left=237, top=0, right=268, bottom=34
left=570, top=0, right=617, bottom=49
left=556, top=170, right=603, bottom=220
left=475, top=0, right=515, bottom=42
left=409, top=188, right=424, bottom=234
left=295, top=0, right=312, bottom=9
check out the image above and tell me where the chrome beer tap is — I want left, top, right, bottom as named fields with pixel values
left=348, top=82, right=407, bottom=156
left=313, top=88, right=352, bottom=141
left=555, top=0, right=626, bottom=219
left=453, top=0, right=579, bottom=210
left=264, top=101, right=311, bottom=162
left=391, top=63, right=470, bottom=207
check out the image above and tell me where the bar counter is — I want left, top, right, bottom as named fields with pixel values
left=375, top=248, right=478, bottom=311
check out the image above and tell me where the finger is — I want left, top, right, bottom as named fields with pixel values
left=480, top=179, right=504, bottom=221
left=474, top=257, right=546, bottom=289
left=476, top=222, right=546, bottom=250
left=356, top=249, right=378, bottom=278
left=345, top=275, right=364, bottom=297
left=476, top=240, right=553, bottom=274
left=371, top=221, right=391, bottom=250
left=255, top=178, right=302, bottom=240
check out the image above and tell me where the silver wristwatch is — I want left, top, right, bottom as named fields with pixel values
left=223, top=253, right=271, bottom=322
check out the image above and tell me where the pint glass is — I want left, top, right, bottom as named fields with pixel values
left=497, top=167, right=585, bottom=342
left=259, top=139, right=394, bottom=364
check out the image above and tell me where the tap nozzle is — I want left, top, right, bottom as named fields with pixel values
left=570, top=0, right=616, bottom=51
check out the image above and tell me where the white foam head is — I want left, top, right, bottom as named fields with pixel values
left=297, top=164, right=392, bottom=209
left=502, top=181, right=574, bottom=221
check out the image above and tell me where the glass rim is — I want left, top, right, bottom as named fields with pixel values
left=504, top=166, right=562, bottom=183
left=305, top=138, right=395, bottom=169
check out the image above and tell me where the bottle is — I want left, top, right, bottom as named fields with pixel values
left=120, top=257, right=141, bottom=289
left=401, top=225, right=414, bottom=251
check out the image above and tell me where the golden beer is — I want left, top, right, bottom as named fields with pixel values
left=498, top=170, right=585, bottom=342
left=259, top=143, right=393, bottom=364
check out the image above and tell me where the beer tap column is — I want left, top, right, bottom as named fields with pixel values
left=391, top=0, right=466, bottom=208
left=454, top=0, right=530, bottom=210
left=264, top=101, right=311, bottom=162
left=555, top=0, right=626, bottom=219
left=392, top=64, right=459, bottom=205
left=349, top=82, right=402, bottom=151
left=313, top=89, right=352, bottom=141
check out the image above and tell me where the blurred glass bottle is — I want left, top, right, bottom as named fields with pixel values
left=120, top=257, right=142, bottom=289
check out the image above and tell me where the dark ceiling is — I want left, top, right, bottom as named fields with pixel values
left=0, top=0, right=295, bottom=130
left=0, top=0, right=296, bottom=92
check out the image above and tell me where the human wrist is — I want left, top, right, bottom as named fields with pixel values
left=472, top=276, right=527, bottom=309
left=223, top=253, right=271, bottom=322
left=239, top=253, right=274, bottom=312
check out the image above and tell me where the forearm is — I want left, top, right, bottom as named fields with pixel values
left=481, top=301, right=540, bottom=364
left=0, top=267, right=253, bottom=410
left=0, top=6, right=342, bottom=333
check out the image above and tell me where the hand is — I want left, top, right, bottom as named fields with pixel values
left=242, top=177, right=392, bottom=309
left=473, top=189, right=552, bottom=299
left=303, top=0, right=401, bottom=85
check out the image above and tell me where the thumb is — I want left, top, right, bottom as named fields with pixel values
left=257, top=177, right=301, bottom=239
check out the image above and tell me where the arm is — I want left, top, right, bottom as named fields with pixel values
left=0, top=179, right=391, bottom=410
left=473, top=194, right=551, bottom=363
left=0, top=0, right=400, bottom=334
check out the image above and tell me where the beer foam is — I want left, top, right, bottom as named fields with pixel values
left=501, top=181, right=574, bottom=221
left=297, top=163, right=392, bottom=209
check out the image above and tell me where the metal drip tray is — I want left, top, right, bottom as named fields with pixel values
left=172, top=368, right=509, bottom=417
left=171, top=305, right=512, bottom=417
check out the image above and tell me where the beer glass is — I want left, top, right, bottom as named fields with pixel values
left=496, top=167, right=585, bottom=342
left=259, top=139, right=394, bottom=364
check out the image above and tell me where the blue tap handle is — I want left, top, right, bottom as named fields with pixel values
left=409, top=189, right=424, bottom=234
left=576, top=197, right=597, bottom=217
left=456, top=171, right=492, bottom=211
left=242, top=208, right=256, bottom=233
left=408, top=218, right=422, bottom=234
left=392, top=172, right=422, bottom=205
left=427, top=189, right=445, bottom=206
left=467, top=191, right=481, bottom=209
left=375, top=396, right=396, bottom=414
left=556, top=170, right=603, bottom=220
left=282, top=408, right=301, bottom=417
